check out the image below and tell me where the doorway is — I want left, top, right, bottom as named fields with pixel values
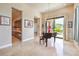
left=34, top=17, right=40, bottom=36
left=12, top=8, right=22, bottom=46
left=53, top=17, right=64, bottom=39
left=46, top=16, right=64, bottom=39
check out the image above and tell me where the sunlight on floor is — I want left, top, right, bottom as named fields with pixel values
left=48, top=37, right=63, bottom=56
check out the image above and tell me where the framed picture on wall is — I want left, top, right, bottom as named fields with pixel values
left=0, top=16, right=10, bottom=26
left=68, top=21, right=73, bottom=28
left=24, top=20, right=33, bottom=28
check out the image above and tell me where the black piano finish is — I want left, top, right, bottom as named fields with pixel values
left=40, top=32, right=57, bottom=47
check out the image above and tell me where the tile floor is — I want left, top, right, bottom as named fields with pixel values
left=0, top=36, right=79, bottom=56
left=64, top=40, right=79, bottom=56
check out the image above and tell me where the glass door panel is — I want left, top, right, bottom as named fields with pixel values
left=74, top=7, right=79, bottom=44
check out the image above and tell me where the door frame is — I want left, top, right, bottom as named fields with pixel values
left=34, top=17, right=40, bottom=36
left=12, top=7, right=22, bottom=46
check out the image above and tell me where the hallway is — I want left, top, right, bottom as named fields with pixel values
left=0, top=36, right=79, bottom=56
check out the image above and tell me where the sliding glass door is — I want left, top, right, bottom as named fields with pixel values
left=54, top=17, right=64, bottom=39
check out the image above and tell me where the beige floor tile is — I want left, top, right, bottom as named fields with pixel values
left=0, top=36, right=79, bottom=56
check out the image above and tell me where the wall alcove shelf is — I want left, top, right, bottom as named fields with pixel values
left=12, top=20, right=22, bottom=40
left=14, top=20, right=21, bottom=28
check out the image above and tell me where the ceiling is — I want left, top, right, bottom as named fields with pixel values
left=0, top=3, right=73, bottom=13
left=27, top=3, right=73, bottom=13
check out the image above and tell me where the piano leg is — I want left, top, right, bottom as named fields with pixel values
left=43, top=39, right=44, bottom=44
left=40, top=36, right=45, bottom=45
left=54, top=37, right=56, bottom=43
left=45, top=38, right=48, bottom=47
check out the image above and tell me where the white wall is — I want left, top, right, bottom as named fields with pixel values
left=21, top=4, right=34, bottom=41
left=0, top=4, right=12, bottom=48
left=0, top=3, right=37, bottom=49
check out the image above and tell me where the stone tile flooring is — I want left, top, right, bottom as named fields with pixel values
left=0, top=36, right=79, bottom=56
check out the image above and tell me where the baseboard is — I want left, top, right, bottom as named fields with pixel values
left=0, top=43, right=12, bottom=49
left=23, top=37, right=34, bottom=42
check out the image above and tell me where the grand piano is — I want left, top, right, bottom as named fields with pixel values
left=40, top=32, right=57, bottom=47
